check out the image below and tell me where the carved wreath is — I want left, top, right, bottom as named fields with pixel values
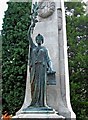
left=38, top=0, right=55, bottom=18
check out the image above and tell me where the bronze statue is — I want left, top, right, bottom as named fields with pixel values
left=23, top=2, right=55, bottom=113
left=28, top=27, right=54, bottom=108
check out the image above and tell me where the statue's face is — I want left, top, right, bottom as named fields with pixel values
left=36, top=38, right=43, bottom=45
left=35, top=34, right=44, bottom=45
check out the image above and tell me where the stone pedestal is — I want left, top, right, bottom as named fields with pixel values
left=13, top=113, right=65, bottom=119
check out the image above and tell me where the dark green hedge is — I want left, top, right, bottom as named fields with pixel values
left=2, top=2, right=31, bottom=115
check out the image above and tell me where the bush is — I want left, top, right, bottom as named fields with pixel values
left=2, top=2, right=31, bottom=115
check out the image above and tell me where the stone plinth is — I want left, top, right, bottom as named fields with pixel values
left=13, top=113, right=65, bottom=119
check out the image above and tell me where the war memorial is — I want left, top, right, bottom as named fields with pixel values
left=13, top=0, right=76, bottom=119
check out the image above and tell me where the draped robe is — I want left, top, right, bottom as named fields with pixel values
left=29, top=45, right=51, bottom=107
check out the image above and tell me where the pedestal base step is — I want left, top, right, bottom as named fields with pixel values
left=13, top=113, right=65, bottom=119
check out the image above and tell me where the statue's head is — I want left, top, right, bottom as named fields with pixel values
left=35, top=34, right=44, bottom=45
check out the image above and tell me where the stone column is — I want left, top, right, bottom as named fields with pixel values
left=16, top=0, right=76, bottom=119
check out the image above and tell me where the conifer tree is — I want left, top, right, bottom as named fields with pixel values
left=2, top=2, right=31, bottom=114
left=65, top=1, right=88, bottom=119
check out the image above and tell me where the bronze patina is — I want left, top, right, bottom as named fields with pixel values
left=23, top=2, right=56, bottom=113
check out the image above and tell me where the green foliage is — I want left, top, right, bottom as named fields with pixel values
left=0, top=35, right=2, bottom=59
left=65, top=2, right=88, bottom=119
left=0, top=35, right=2, bottom=116
left=2, top=2, right=31, bottom=115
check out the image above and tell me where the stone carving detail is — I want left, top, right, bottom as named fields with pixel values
left=57, top=8, right=62, bottom=30
left=38, top=0, right=55, bottom=18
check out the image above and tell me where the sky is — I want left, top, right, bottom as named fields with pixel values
left=0, top=0, right=9, bottom=31
left=0, top=0, right=88, bottom=31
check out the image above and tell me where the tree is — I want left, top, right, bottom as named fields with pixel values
left=65, top=1, right=88, bottom=119
left=0, top=35, right=2, bottom=117
left=2, top=2, right=31, bottom=115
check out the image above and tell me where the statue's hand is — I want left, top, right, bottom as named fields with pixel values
left=47, top=67, right=56, bottom=74
left=31, top=22, right=35, bottom=28
left=30, top=19, right=38, bottom=30
left=29, top=20, right=38, bottom=34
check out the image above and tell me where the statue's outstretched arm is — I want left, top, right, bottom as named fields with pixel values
left=27, top=25, right=35, bottom=48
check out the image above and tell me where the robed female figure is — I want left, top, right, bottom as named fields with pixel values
left=26, top=24, right=54, bottom=110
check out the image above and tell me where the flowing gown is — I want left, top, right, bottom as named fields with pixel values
left=29, top=45, right=51, bottom=107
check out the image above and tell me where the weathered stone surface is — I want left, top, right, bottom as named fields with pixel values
left=13, top=113, right=65, bottom=119
left=38, top=0, right=55, bottom=18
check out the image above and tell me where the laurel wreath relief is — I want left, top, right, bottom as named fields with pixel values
left=38, top=0, right=55, bottom=18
